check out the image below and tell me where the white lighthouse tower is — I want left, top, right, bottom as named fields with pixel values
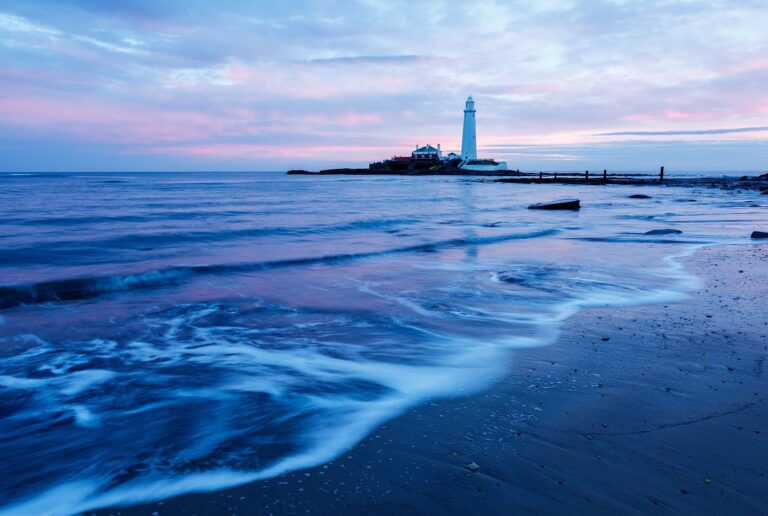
left=461, top=95, right=477, bottom=160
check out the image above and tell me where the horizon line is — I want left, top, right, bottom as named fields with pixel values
left=596, top=126, right=768, bottom=136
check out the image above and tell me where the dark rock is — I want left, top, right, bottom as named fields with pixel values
left=762, top=190, right=768, bottom=195
left=287, top=169, right=311, bottom=174
left=644, top=229, right=683, bottom=235
left=528, top=199, right=581, bottom=210
left=740, top=176, right=749, bottom=181
left=751, top=231, right=768, bottom=239
left=629, top=194, right=652, bottom=199
left=757, top=173, right=768, bottom=181
left=317, top=168, right=372, bottom=175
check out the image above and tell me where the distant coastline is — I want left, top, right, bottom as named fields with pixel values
left=287, top=168, right=768, bottom=192
left=286, top=167, right=518, bottom=176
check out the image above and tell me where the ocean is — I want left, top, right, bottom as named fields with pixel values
left=0, top=171, right=763, bottom=514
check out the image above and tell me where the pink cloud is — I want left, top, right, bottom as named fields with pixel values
left=730, top=58, right=768, bottom=74
left=0, top=95, right=221, bottom=143
left=618, top=109, right=717, bottom=124
left=334, top=112, right=382, bottom=126
left=664, top=110, right=699, bottom=121
left=0, top=92, right=388, bottom=147
left=621, top=113, right=656, bottom=122
left=132, top=143, right=399, bottom=160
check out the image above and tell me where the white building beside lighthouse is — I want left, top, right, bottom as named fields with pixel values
left=461, top=95, right=477, bottom=160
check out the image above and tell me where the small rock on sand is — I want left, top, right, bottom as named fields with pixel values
left=629, top=194, right=652, bottom=199
left=644, top=229, right=683, bottom=235
left=528, top=199, right=581, bottom=210
left=465, top=462, right=480, bottom=472
left=751, top=231, right=768, bottom=239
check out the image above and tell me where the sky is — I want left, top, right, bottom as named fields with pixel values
left=0, top=0, right=766, bottom=172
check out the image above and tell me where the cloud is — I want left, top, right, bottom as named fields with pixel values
left=596, top=127, right=768, bottom=136
left=0, top=12, right=60, bottom=36
left=72, top=35, right=145, bottom=54
left=483, top=140, right=768, bottom=172
left=304, top=55, right=437, bottom=65
left=162, top=67, right=238, bottom=88
left=0, top=1, right=767, bottom=171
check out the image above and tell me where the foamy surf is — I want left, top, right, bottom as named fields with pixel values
left=0, top=256, right=699, bottom=515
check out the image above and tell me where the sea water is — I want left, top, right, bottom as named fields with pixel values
left=0, top=172, right=764, bottom=514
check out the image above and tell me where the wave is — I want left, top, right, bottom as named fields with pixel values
left=0, top=247, right=700, bottom=515
left=569, top=236, right=709, bottom=244
left=0, top=209, right=281, bottom=227
left=0, top=217, right=419, bottom=266
left=2, top=173, right=71, bottom=178
left=0, top=229, right=559, bottom=309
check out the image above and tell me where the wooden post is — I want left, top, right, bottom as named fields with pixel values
left=585, top=170, right=589, bottom=182
left=660, top=166, right=664, bottom=182
left=603, top=169, right=607, bottom=181
left=554, top=171, right=557, bottom=180
left=539, top=171, right=543, bottom=180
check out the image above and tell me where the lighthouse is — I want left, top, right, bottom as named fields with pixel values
left=461, top=95, right=477, bottom=160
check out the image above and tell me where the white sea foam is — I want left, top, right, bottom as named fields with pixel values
left=0, top=256, right=703, bottom=516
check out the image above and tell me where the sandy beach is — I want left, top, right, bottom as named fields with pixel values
left=98, top=243, right=767, bottom=515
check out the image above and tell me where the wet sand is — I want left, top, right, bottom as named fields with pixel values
left=102, top=243, right=768, bottom=515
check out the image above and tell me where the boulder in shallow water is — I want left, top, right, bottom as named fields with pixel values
left=528, top=198, right=581, bottom=210
left=751, top=231, right=768, bottom=239
left=629, top=194, right=652, bottom=199
left=644, top=229, right=683, bottom=235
